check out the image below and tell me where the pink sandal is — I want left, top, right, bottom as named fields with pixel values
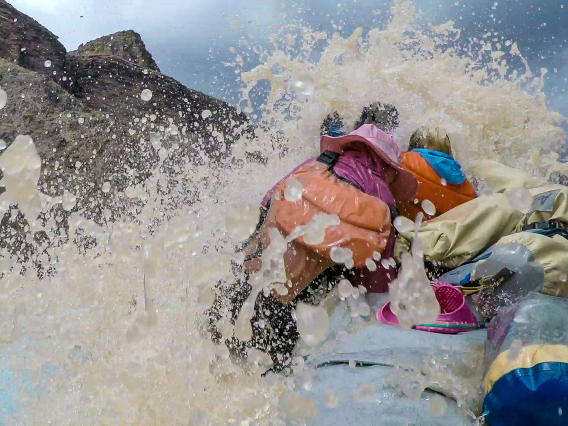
left=377, top=281, right=479, bottom=334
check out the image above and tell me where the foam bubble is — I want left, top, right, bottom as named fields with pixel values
left=290, top=72, right=316, bottom=96
left=284, top=178, right=303, bottom=202
left=421, top=199, right=436, bottom=216
left=338, top=278, right=353, bottom=299
left=296, top=302, right=330, bottom=346
left=365, top=258, right=377, bottom=271
left=140, top=89, right=153, bottom=102
left=62, top=190, right=77, bottom=211
left=393, top=216, right=415, bottom=233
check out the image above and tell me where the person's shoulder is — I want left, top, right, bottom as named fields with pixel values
left=401, top=151, right=429, bottom=171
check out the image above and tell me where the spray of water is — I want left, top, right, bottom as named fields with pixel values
left=0, top=0, right=565, bottom=424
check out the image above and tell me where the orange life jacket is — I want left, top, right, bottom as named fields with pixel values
left=245, top=154, right=393, bottom=305
left=396, top=152, right=477, bottom=221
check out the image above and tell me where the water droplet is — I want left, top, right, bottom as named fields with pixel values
left=169, top=124, right=179, bottom=136
left=393, top=216, right=414, bottom=233
left=358, top=302, right=371, bottom=317
left=506, top=187, right=533, bottom=213
left=401, top=379, right=424, bottom=401
left=143, top=69, right=148, bottom=75
left=381, top=258, right=390, bottom=269
left=324, top=389, right=339, bottom=408
left=284, top=178, right=303, bottom=202
left=440, top=178, right=447, bottom=186
left=429, top=395, right=447, bottom=416
left=0, top=88, right=7, bottom=110
left=78, top=117, right=84, bottom=124
left=290, top=72, right=316, bottom=96
left=62, top=190, right=77, bottom=211
left=140, top=89, right=153, bottom=102
left=44, top=60, right=52, bottom=68
left=296, top=302, right=330, bottom=346
left=102, top=182, right=111, bottom=193
left=300, top=371, right=314, bottom=391
left=351, top=286, right=360, bottom=299
left=300, top=213, right=339, bottom=246
left=508, top=339, right=522, bottom=361
left=365, top=258, right=377, bottom=271
left=202, top=109, right=212, bottom=119
left=372, top=251, right=382, bottom=261
left=560, top=273, right=567, bottom=283
left=330, top=246, right=353, bottom=264
left=421, top=199, right=436, bottom=216
left=338, top=279, right=353, bottom=299
left=0, top=140, right=6, bottom=151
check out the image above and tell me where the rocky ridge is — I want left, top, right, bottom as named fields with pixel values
left=0, top=0, right=250, bottom=265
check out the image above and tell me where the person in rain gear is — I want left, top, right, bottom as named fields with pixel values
left=206, top=104, right=418, bottom=373
left=397, top=127, right=477, bottom=221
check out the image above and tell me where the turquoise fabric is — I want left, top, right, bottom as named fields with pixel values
left=412, top=148, right=467, bottom=185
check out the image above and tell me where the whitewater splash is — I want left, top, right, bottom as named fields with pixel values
left=0, top=0, right=566, bottom=424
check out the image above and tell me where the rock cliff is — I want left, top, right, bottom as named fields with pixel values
left=0, top=0, right=250, bottom=264
left=0, top=0, right=66, bottom=76
left=74, top=30, right=160, bottom=72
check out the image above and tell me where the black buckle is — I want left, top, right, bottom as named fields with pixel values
left=317, top=151, right=341, bottom=169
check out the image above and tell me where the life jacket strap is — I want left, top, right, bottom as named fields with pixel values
left=317, top=151, right=341, bottom=169
left=388, top=205, right=399, bottom=222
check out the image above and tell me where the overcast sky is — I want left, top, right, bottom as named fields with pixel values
left=9, top=0, right=568, bottom=116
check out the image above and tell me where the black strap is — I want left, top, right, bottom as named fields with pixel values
left=522, top=220, right=566, bottom=231
left=317, top=151, right=341, bottom=169
left=388, top=205, right=399, bottom=223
